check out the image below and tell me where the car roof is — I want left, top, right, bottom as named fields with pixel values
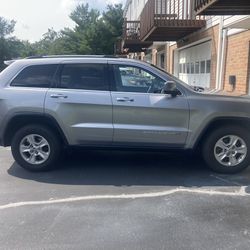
left=5, top=55, right=144, bottom=66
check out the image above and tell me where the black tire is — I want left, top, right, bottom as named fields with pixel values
left=202, top=125, right=250, bottom=174
left=11, top=125, right=61, bottom=172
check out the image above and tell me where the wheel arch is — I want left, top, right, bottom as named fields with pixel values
left=194, top=117, right=250, bottom=150
left=2, top=113, right=69, bottom=147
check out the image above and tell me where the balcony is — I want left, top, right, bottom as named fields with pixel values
left=140, top=0, right=206, bottom=42
left=195, top=0, right=250, bottom=15
left=123, top=20, right=152, bottom=53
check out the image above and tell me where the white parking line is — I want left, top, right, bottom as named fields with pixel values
left=0, top=186, right=248, bottom=210
left=0, top=147, right=11, bottom=151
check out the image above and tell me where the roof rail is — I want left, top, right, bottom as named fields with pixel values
left=4, top=59, right=17, bottom=66
left=25, top=55, right=119, bottom=59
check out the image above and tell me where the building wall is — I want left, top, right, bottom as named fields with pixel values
left=123, top=0, right=250, bottom=94
left=223, top=30, right=250, bottom=94
left=167, top=44, right=177, bottom=74
left=124, top=0, right=148, bottom=20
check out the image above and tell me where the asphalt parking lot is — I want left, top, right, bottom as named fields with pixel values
left=1, top=147, right=250, bottom=250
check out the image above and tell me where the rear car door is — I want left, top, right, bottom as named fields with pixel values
left=109, top=62, right=190, bottom=148
left=45, top=60, right=113, bottom=146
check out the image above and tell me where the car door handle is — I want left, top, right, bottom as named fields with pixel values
left=50, top=94, right=68, bottom=99
left=116, top=97, right=134, bottom=102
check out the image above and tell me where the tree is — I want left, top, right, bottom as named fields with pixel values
left=0, top=17, right=33, bottom=70
left=58, top=3, right=124, bottom=55
left=0, top=17, right=17, bottom=70
left=0, top=2, right=124, bottom=67
left=103, top=4, right=123, bottom=38
left=32, top=28, right=60, bottom=55
left=0, top=17, right=15, bottom=38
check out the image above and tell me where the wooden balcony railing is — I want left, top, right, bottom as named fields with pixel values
left=123, top=20, right=141, bottom=41
left=140, top=0, right=206, bottom=41
left=122, top=20, right=152, bottom=53
left=195, top=0, right=250, bottom=15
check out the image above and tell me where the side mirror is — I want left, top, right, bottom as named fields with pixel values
left=162, top=81, right=180, bottom=97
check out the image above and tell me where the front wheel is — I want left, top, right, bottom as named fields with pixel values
left=11, top=125, right=61, bottom=172
left=202, top=126, right=250, bottom=174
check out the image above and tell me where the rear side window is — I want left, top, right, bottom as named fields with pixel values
left=59, top=64, right=108, bottom=91
left=11, top=65, right=57, bottom=88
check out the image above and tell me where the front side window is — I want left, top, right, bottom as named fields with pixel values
left=59, top=64, right=108, bottom=91
left=113, top=65, right=166, bottom=93
left=11, top=64, right=57, bottom=88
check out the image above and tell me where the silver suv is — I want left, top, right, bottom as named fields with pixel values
left=0, top=56, right=250, bottom=173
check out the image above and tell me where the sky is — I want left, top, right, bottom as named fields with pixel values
left=0, top=0, right=126, bottom=42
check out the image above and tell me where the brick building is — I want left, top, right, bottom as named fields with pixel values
left=118, top=0, right=250, bottom=95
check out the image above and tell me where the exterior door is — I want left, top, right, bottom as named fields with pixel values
left=178, top=41, right=211, bottom=89
left=110, top=63, right=190, bottom=147
left=45, top=62, right=113, bottom=146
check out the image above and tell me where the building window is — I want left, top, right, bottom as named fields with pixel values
left=190, top=62, right=195, bottom=74
left=179, top=63, right=183, bottom=74
left=200, top=61, right=206, bottom=74
left=195, top=61, right=199, bottom=74
left=206, top=60, right=211, bottom=74
left=187, top=63, right=190, bottom=74
left=160, top=54, right=165, bottom=69
left=183, top=63, right=186, bottom=74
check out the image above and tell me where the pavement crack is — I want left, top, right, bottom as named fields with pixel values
left=0, top=187, right=248, bottom=210
left=210, top=174, right=242, bottom=186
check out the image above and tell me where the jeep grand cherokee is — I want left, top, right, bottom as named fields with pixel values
left=0, top=56, right=250, bottom=173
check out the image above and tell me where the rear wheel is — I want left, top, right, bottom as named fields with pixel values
left=11, top=125, right=61, bottom=172
left=202, top=126, right=250, bottom=174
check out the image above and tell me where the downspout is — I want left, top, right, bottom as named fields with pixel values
left=218, top=28, right=228, bottom=91
left=215, top=17, right=224, bottom=90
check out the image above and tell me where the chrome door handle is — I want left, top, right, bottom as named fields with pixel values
left=116, top=97, right=134, bottom=102
left=50, top=94, right=68, bottom=99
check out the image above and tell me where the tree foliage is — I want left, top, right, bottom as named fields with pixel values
left=0, top=3, right=123, bottom=70
left=0, top=17, right=19, bottom=70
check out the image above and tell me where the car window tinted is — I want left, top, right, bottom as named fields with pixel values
left=113, top=65, right=165, bottom=93
left=59, top=64, right=108, bottom=91
left=11, top=65, right=57, bottom=88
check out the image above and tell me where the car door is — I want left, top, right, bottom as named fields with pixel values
left=109, top=62, right=190, bottom=147
left=45, top=61, right=113, bottom=146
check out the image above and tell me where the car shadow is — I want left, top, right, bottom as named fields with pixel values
left=7, top=149, right=250, bottom=188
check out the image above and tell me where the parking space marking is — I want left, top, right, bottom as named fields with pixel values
left=0, top=147, right=11, bottom=151
left=0, top=186, right=248, bottom=210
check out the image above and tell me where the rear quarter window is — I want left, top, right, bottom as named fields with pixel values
left=11, top=64, right=58, bottom=88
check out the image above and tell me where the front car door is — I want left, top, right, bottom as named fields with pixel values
left=109, top=61, right=190, bottom=148
left=45, top=60, right=113, bottom=146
